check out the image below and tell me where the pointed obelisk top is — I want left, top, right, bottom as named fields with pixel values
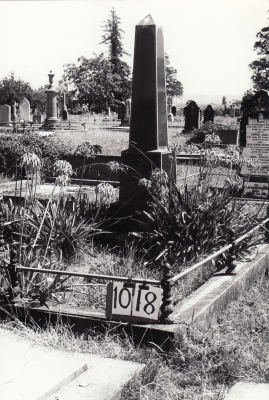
left=137, top=14, right=155, bottom=26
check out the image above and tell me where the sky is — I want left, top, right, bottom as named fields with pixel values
left=0, top=0, right=268, bottom=104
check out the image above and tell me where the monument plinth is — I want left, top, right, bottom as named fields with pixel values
left=44, top=72, right=59, bottom=125
left=119, top=14, right=175, bottom=204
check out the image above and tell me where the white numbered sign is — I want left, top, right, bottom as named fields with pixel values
left=106, top=282, right=163, bottom=322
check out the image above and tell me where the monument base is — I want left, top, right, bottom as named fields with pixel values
left=44, top=117, right=59, bottom=125
left=119, top=148, right=176, bottom=202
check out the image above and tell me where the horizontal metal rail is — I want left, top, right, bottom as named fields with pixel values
left=4, top=265, right=161, bottom=286
left=170, top=217, right=269, bottom=284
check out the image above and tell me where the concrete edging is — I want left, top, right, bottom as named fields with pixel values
left=171, top=243, right=269, bottom=331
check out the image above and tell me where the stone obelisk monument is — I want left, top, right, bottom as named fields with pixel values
left=44, top=71, right=59, bottom=125
left=119, top=14, right=175, bottom=204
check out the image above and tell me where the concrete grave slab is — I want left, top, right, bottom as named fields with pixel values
left=225, top=381, right=269, bottom=400
left=0, top=329, right=144, bottom=400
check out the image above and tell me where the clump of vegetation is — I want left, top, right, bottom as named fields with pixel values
left=134, top=149, right=264, bottom=273
left=186, top=121, right=238, bottom=145
left=0, top=133, right=102, bottom=181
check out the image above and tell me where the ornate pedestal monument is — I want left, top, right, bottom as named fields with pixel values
left=119, top=14, right=175, bottom=205
left=44, top=72, right=59, bottom=125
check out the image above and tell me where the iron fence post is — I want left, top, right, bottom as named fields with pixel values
left=226, top=229, right=237, bottom=274
left=265, top=206, right=269, bottom=243
left=160, top=263, right=174, bottom=324
left=8, top=248, right=21, bottom=300
left=0, top=213, right=5, bottom=253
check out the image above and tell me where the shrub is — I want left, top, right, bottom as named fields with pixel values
left=0, top=133, right=102, bottom=181
left=187, top=121, right=238, bottom=145
left=134, top=168, right=264, bottom=271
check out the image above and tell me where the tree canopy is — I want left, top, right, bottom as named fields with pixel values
left=0, top=73, right=33, bottom=106
left=100, top=7, right=130, bottom=71
left=249, top=21, right=269, bottom=90
left=61, top=54, right=131, bottom=111
left=61, top=9, right=132, bottom=111
left=165, top=54, right=184, bottom=98
left=0, top=72, right=47, bottom=111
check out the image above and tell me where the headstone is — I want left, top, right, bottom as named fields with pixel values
left=44, top=71, right=59, bottom=125
left=217, top=130, right=238, bottom=145
left=62, top=93, right=68, bottom=120
left=240, top=90, right=269, bottom=198
left=19, top=98, right=30, bottom=122
left=123, top=98, right=131, bottom=125
left=184, top=101, right=200, bottom=131
left=62, top=110, right=68, bottom=120
left=33, top=115, right=42, bottom=123
left=118, top=102, right=126, bottom=125
left=229, top=107, right=235, bottom=117
left=171, top=106, right=177, bottom=116
left=168, top=113, right=174, bottom=122
left=0, top=104, right=11, bottom=124
left=119, top=14, right=176, bottom=204
left=11, top=102, right=17, bottom=122
left=106, top=107, right=111, bottom=116
left=203, top=104, right=215, bottom=123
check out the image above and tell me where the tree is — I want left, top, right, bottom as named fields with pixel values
left=0, top=72, right=33, bottom=106
left=249, top=23, right=269, bottom=90
left=61, top=9, right=132, bottom=111
left=29, top=87, right=47, bottom=112
left=222, top=96, right=227, bottom=105
left=61, top=54, right=129, bottom=111
left=100, top=8, right=132, bottom=103
left=100, top=8, right=130, bottom=72
left=165, top=54, right=183, bottom=98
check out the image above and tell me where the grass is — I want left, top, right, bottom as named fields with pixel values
left=52, top=125, right=188, bottom=156
left=1, top=273, right=269, bottom=399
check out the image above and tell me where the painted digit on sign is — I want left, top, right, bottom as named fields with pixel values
left=143, top=291, right=157, bottom=315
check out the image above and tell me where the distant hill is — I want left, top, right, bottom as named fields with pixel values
left=178, top=93, right=243, bottom=106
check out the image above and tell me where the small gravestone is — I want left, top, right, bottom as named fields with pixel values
left=217, top=130, right=238, bottom=145
left=125, top=99, right=131, bottom=124
left=0, top=104, right=11, bottom=124
left=121, top=99, right=131, bottom=126
left=229, top=107, right=235, bottom=117
left=33, top=115, right=42, bottom=123
left=203, top=105, right=215, bottom=123
left=240, top=90, right=269, bottom=198
left=20, top=98, right=30, bottom=122
left=11, top=102, right=17, bottom=121
left=118, top=102, right=126, bottom=125
left=62, top=92, right=68, bottom=120
left=62, top=110, right=68, bottom=120
left=184, top=101, right=200, bottom=131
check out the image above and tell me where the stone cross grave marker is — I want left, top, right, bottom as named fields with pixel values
left=19, top=98, right=30, bottom=122
left=184, top=101, right=200, bottom=131
left=240, top=90, right=269, bottom=198
left=119, top=14, right=175, bottom=204
left=0, top=104, right=11, bottom=124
